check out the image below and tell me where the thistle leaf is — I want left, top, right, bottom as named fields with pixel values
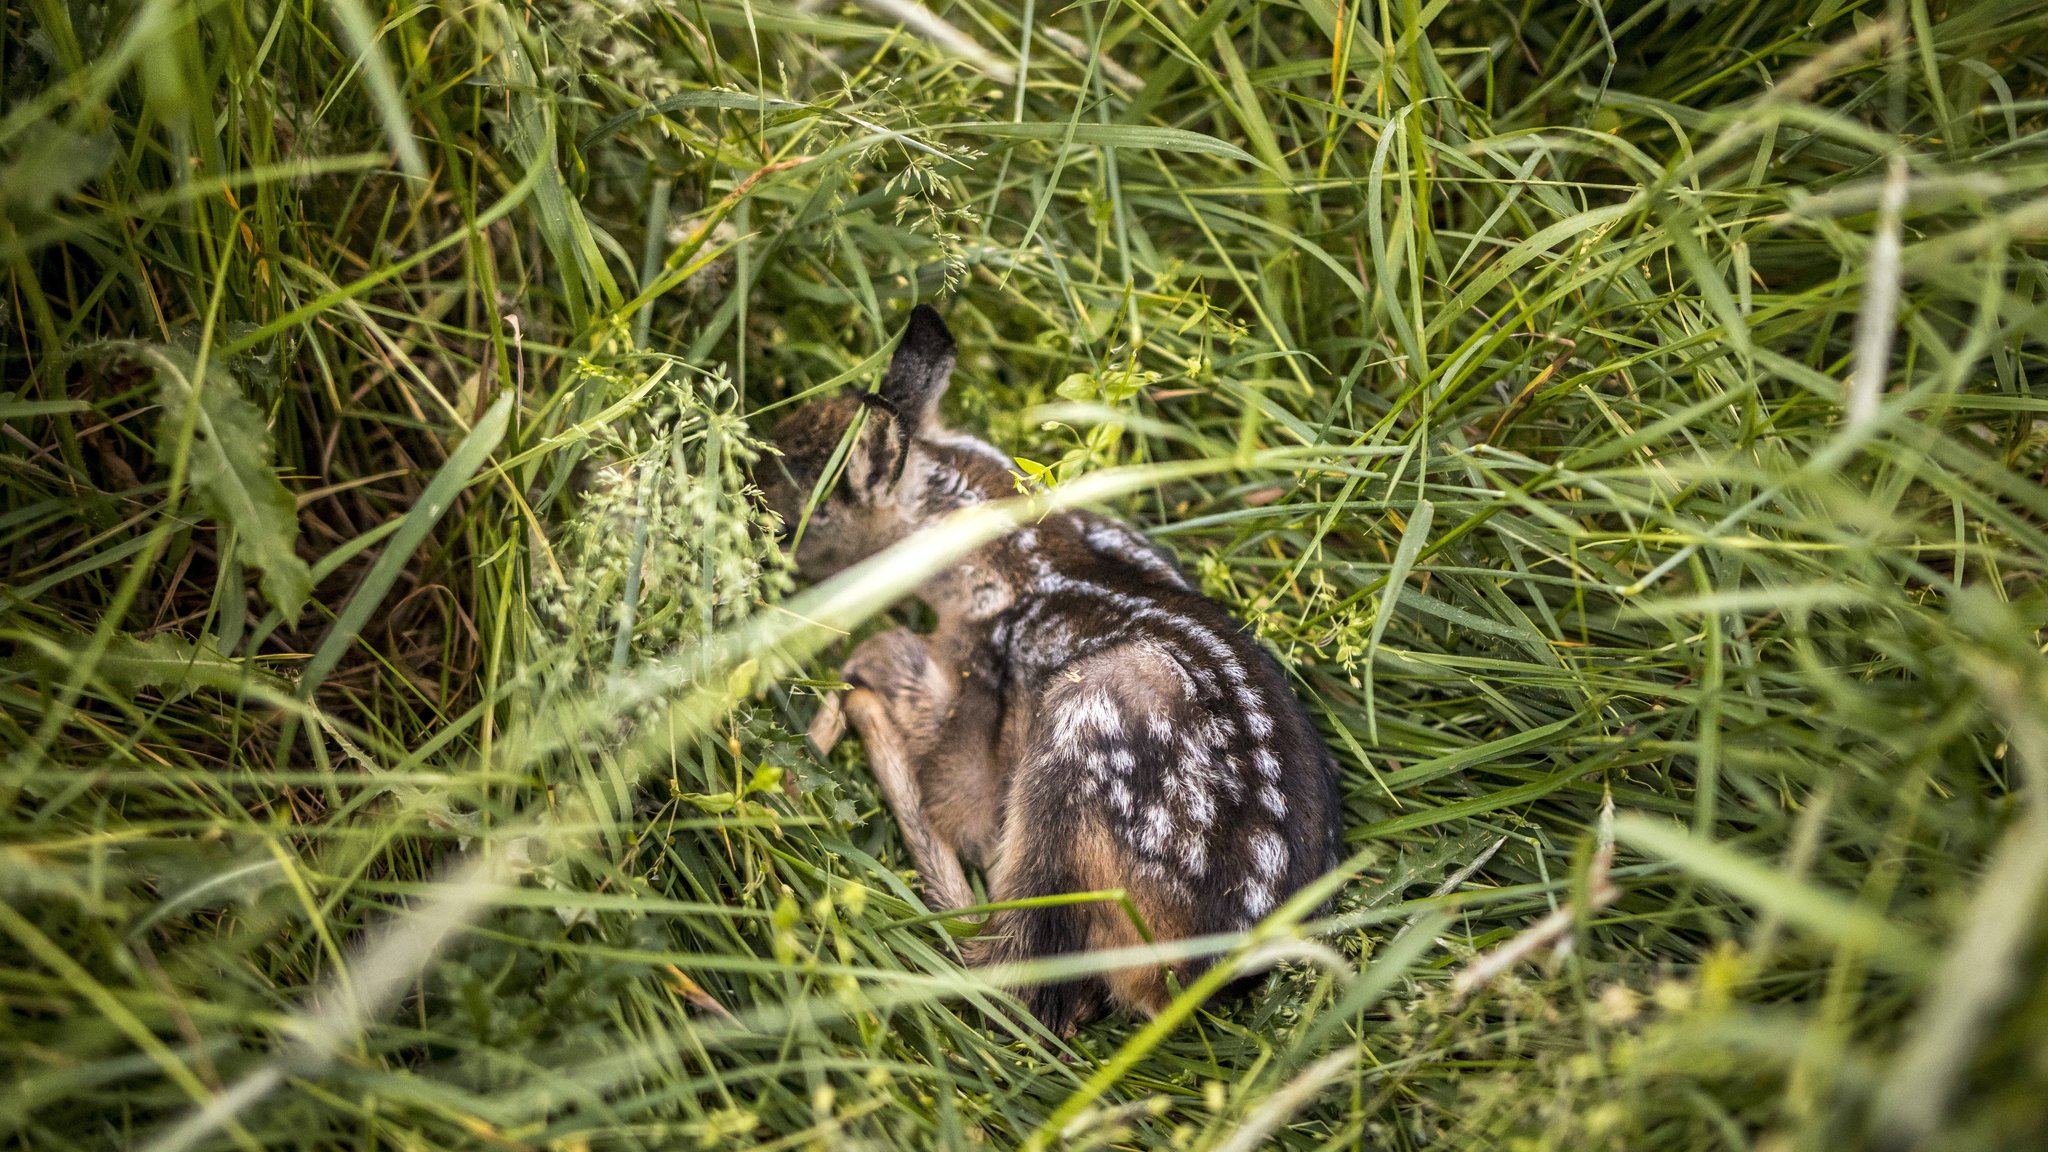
left=17, top=631, right=285, bottom=702
left=146, top=346, right=313, bottom=623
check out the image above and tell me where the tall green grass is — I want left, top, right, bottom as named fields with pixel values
left=4, top=0, right=2047, bottom=1148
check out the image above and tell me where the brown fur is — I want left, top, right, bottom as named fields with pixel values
left=1070, top=818, right=1190, bottom=1015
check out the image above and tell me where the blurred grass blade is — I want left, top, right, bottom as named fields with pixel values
left=1214, top=1046, right=1359, bottom=1152
left=142, top=848, right=516, bottom=1152
left=0, top=901, right=265, bottom=1152
left=854, top=0, right=1018, bottom=85
left=324, top=0, right=427, bottom=179
left=9, top=1, right=2048, bottom=1147
left=950, top=120, right=1265, bottom=167
left=1873, top=646, right=2048, bottom=1144
left=1872, top=803, right=2048, bottom=1144
left=1846, top=155, right=1909, bottom=432
left=1613, top=814, right=1931, bottom=975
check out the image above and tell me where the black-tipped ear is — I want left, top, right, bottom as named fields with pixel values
left=877, top=304, right=956, bottom=435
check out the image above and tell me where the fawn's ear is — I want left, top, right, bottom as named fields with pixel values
left=850, top=305, right=955, bottom=497
left=881, top=305, right=955, bottom=432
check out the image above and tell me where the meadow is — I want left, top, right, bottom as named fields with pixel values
left=4, top=0, right=2048, bottom=1148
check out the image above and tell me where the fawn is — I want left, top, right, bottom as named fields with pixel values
left=760, top=306, right=1341, bottom=1034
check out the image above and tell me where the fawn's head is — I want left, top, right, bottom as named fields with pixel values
left=761, top=305, right=1003, bottom=577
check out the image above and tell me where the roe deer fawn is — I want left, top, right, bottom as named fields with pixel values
left=760, top=305, right=1341, bottom=1034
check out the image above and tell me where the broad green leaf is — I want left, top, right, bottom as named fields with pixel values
left=146, top=345, right=313, bottom=624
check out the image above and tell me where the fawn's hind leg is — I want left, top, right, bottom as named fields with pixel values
left=813, top=628, right=999, bottom=912
left=969, top=646, right=1208, bottom=1034
left=841, top=688, right=975, bottom=910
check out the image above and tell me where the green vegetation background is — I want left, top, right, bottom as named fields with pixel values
left=5, top=1, right=2048, bottom=1149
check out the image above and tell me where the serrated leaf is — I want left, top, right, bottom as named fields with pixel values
left=146, top=346, right=313, bottom=623
left=22, top=631, right=286, bottom=701
left=746, top=763, right=782, bottom=795
left=0, top=124, right=115, bottom=224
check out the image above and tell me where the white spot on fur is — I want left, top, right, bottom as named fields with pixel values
left=1141, top=807, right=1173, bottom=855
left=1110, top=780, right=1133, bottom=814
left=1259, top=784, right=1287, bottom=818
left=1247, top=710, right=1274, bottom=739
left=1251, top=829, right=1287, bottom=878
left=925, top=463, right=982, bottom=506
left=1175, top=625, right=1249, bottom=686
left=1023, top=572, right=1247, bottom=688
left=1243, top=883, right=1275, bottom=919
left=1056, top=689, right=1121, bottom=753
left=967, top=573, right=1010, bottom=617
left=1253, top=748, right=1280, bottom=779
left=1034, top=619, right=1078, bottom=659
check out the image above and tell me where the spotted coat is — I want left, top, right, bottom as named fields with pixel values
left=761, top=306, right=1343, bottom=1034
